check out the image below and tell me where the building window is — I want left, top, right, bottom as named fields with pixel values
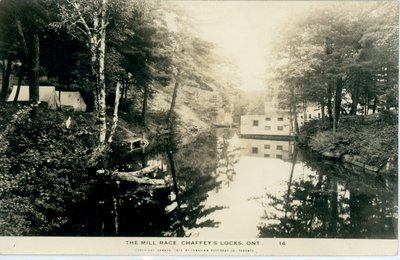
left=253, top=120, right=259, bottom=126
left=276, top=154, right=283, bottom=159
left=264, top=154, right=270, bottom=158
left=276, top=145, right=283, bottom=150
left=277, top=126, right=284, bottom=131
left=309, top=114, right=312, bottom=119
left=264, top=144, right=270, bottom=149
left=277, top=117, right=284, bottom=121
left=252, top=147, right=258, bottom=154
left=300, top=116, right=303, bottom=119
left=265, top=126, right=271, bottom=130
left=318, top=113, right=321, bottom=118
left=265, top=117, right=271, bottom=121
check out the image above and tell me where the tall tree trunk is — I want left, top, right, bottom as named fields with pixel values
left=349, top=76, right=360, bottom=115
left=327, top=84, right=333, bottom=127
left=334, top=77, right=343, bottom=127
left=332, top=95, right=336, bottom=140
left=372, top=96, right=378, bottom=114
left=293, top=105, right=300, bottom=134
left=320, top=98, right=325, bottom=120
left=141, top=84, right=149, bottom=125
left=0, top=57, right=13, bottom=103
left=28, top=33, right=40, bottom=102
left=90, top=10, right=99, bottom=113
left=88, top=0, right=109, bottom=164
left=13, top=72, right=23, bottom=104
left=97, top=0, right=107, bottom=146
left=15, top=18, right=28, bottom=59
left=15, top=17, right=30, bottom=103
left=332, top=78, right=343, bottom=139
left=365, top=97, right=368, bottom=115
left=107, top=82, right=121, bottom=144
left=290, top=86, right=299, bottom=134
left=120, top=77, right=126, bottom=108
left=1, top=59, right=5, bottom=79
left=123, top=78, right=129, bottom=108
left=167, top=68, right=180, bottom=122
left=289, top=106, right=294, bottom=135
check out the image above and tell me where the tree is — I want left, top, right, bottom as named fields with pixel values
left=274, top=29, right=324, bottom=134
left=53, top=0, right=136, bottom=158
left=166, top=35, right=217, bottom=123
left=0, top=1, right=18, bottom=103
left=0, top=0, right=49, bottom=103
left=162, top=4, right=221, bottom=123
left=117, top=0, right=174, bottom=125
left=357, top=3, right=399, bottom=112
left=271, top=2, right=398, bottom=137
left=39, top=28, right=90, bottom=88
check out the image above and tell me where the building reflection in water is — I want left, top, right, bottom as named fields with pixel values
left=239, top=138, right=294, bottom=161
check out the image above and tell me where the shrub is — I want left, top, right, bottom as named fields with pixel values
left=378, top=109, right=398, bottom=125
left=298, top=119, right=330, bottom=146
left=0, top=106, right=98, bottom=235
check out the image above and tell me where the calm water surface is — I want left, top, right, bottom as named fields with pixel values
left=86, top=128, right=397, bottom=238
left=179, top=128, right=397, bottom=238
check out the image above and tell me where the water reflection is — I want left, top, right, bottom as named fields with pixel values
left=164, top=131, right=225, bottom=236
left=71, top=127, right=397, bottom=239
left=107, top=127, right=238, bottom=237
left=185, top=133, right=397, bottom=239
left=256, top=148, right=398, bottom=239
left=240, top=138, right=294, bottom=161
left=215, top=129, right=240, bottom=188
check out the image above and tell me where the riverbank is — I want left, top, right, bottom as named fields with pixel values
left=115, top=104, right=211, bottom=152
left=297, top=110, right=398, bottom=175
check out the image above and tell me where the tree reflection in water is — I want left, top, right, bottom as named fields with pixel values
left=256, top=148, right=397, bottom=239
left=164, top=127, right=239, bottom=236
left=105, top=125, right=238, bottom=237
left=215, top=128, right=241, bottom=189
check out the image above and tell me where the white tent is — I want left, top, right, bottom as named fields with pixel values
left=57, top=91, right=87, bottom=112
left=7, top=85, right=60, bottom=109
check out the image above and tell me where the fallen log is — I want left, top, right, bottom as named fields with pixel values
left=114, top=172, right=166, bottom=186
left=96, top=168, right=166, bottom=187
left=125, top=165, right=159, bottom=177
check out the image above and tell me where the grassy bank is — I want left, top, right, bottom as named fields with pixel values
left=298, top=110, right=398, bottom=175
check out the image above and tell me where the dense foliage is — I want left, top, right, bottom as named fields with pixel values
left=270, top=2, right=398, bottom=131
left=0, top=105, right=98, bottom=235
left=0, top=0, right=232, bottom=235
left=298, top=110, right=398, bottom=174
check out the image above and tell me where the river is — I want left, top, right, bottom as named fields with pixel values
left=186, top=129, right=397, bottom=238
left=79, top=127, right=397, bottom=238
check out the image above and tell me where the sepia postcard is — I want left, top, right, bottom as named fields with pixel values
left=0, top=0, right=398, bottom=256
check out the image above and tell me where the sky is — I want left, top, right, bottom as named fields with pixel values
left=174, top=1, right=312, bottom=91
